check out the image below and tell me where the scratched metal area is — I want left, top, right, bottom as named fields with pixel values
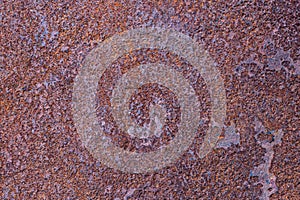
left=1, top=1, right=299, bottom=199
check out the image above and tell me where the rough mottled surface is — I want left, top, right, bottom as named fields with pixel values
left=1, top=0, right=299, bottom=199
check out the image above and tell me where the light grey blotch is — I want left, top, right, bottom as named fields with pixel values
left=102, top=136, right=112, bottom=148
left=50, top=30, right=59, bottom=40
left=216, top=124, right=240, bottom=149
left=251, top=118, right=284, bottom=200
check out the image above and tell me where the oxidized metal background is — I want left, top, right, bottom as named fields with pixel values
left=1, top=1, right=299, bottom=199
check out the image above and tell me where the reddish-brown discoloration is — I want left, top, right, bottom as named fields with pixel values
left=1, top=1, right=299, bottom=199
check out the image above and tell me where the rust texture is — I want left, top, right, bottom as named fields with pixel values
left=1, top=0, right=299, bottom=199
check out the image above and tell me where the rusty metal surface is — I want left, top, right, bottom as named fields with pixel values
left=1, top=1, right=299, bottom=199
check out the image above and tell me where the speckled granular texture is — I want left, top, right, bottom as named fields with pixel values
left=1, top=0, right=299, bottom=199
left=96, top=49, right=211, bottom=154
